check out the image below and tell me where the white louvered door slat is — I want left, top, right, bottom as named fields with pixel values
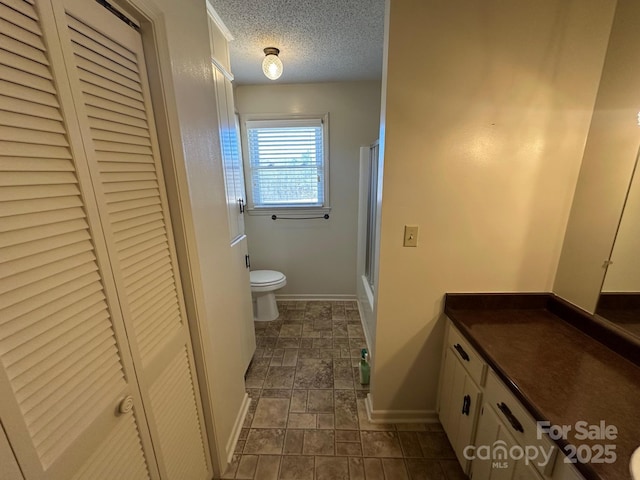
left=0, top=0, right=158, bottom=479
left=52, top=1, right=211, bottom=479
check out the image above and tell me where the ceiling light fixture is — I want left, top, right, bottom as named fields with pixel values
left=262, top=47, right=283, bottom=80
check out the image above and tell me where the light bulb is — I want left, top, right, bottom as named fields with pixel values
left=262, top=48, right=283, bottom=80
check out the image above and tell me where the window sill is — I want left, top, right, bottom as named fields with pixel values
left=247, top=206, right=332, bottom=217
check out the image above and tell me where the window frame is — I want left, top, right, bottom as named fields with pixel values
left=240, top=113, right=330, bottom=215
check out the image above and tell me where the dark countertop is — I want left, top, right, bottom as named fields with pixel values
left=444, top=293, right=640, bottom=480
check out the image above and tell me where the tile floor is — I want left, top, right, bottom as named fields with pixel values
left=218, top=301, right=466, bottom=480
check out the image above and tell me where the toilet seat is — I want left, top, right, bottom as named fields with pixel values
left=250, top=270, right=285, bottom=287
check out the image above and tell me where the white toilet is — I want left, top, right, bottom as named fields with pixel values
left=250, top=270, right=287, bottom=321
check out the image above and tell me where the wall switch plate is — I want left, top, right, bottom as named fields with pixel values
left=403, top=225, right=419, bottom=247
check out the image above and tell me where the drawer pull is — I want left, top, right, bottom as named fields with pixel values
left=497, top=402, right=524, bottom=433
left=454, top=343, right=470, bottom=361
left=462, top=394, right=471, bottom=416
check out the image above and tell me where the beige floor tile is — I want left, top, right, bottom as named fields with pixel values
left=284, top=429, right=304, bottom=454
left=333, top=324, right=348, bottom=337
left=439, top=460, right=467, bottom=480
left=416, top=432, right=456, bottom=459
left=244, top=303, right=460, bottom=480
left=243, top=412, right=254, bottom=429
left=294, top=358, right=333, bottom=389
left=315, top=456, right=349, bottom=480
left=290, top=389, right=308, bottom=412
left=220, top=454, right=240, bottom=479
left=360, top=431, right=403, bottom=457
left=279, top=455, right=314, bottom=480
left=348, top=457, right=365, bottom=480
left=302, top=429, right=335, bottom=455
left=356, top=398, right=392, bottom=431
left=333, top=337, right=349, bottom=347
left=313, top=338, right=333, bottom=348
left=335, top=430, right=360, bottom=442
left=317, top=413, right=334, bottom=429
left=276, top=338, right=301, bottom=348
left=336, top=442, right=362, bottom=456
left=279, top=324, right=302, bottom=337
left=363, top=458, right=384, bottom=480
left=347, top=324, right=364, bottom=338
left=334, top=390, right=358, bottom=430
left=405, top=459, right=446, bottom=479
left=333, top=358, right=355, bottom=389
left=261, top=389, right=292, bottom=398
left=399, top=431, right=425, bottom=457
left=332, top=305, right=346, bottom=320
left=235, top=455, right=258, bottom=479
left=313, top=318, right=333, bottom=330
left=307, top=389, right=334, bottom=412
left=287, top=413, right=316, bottom=429
left=243, top=429, right=285, bottom=455
left=290, top=301, right=307, bottom=310
left=252, top=398, right=289, bottom=428
left=281, top=349, right=298, bottom=366
left=254, top=455, right=281, bottom=480
left=396, top=423, right=429, bottom=431
left=382, top=458, right=409, bottom=480
left=263, top=366, right=296, bottom=389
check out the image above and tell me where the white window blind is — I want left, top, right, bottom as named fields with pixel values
left=246, top=118, right=327, bottom=209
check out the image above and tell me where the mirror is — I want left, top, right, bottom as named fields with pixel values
left=597, top=154, right=640, bottom=340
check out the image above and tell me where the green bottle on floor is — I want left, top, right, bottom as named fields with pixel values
left=359, top=348, right=370, bottom=385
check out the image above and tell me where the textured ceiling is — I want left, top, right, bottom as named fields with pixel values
left=209, top=0, right=385, bottom=85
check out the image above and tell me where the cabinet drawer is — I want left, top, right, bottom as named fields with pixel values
left=447, top=321, right=487, bottom=386
left=484, top=370, right=558, bottom=477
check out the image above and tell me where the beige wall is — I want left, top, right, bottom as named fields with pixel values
left=236, top=82, right=381, bottom=296
left=372, top=0, right=616, bottom=414
left=555, top=0, right=640, bottom=310
left=131, top=0, right=250, bottom=472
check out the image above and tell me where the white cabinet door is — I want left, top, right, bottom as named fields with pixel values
left=212, top=67, right=240, bottom=242
left=231, top=237, right=256, bottom=371
left=212, top=66, right=246, bottom=243
left=471, top=404, right=543, bottom=480
left=454, top=370, right=482, bottom=470
left=49, top=0, right=211, bottom=478
left=439, top=346, right=482, bottom=473
left=438, top=347, right=457, bottom=435
left=0, top=1, right=157, bottom=478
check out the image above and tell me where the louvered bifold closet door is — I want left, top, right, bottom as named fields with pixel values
left=0, top=0, right=159, bottom=479
left=50, top=1, right=211, bottom=479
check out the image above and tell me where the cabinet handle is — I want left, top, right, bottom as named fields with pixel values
left=245, top=254, right=251, bottom=269
left=497, top=402, right=524, bottom=433
left=462, top=394, right=471, bottom=416
left=238, top=198, right=245, bottom=214
left=453, top=343, right=470, bottom=361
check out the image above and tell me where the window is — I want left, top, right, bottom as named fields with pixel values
left=244, top=115, right=329, bottom=212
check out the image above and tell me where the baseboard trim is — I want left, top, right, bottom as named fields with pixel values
left=275, top=294, right=357, bottom=301
left=365, top=393, right=439, bottom=424
left=225, top=393, right=250, bottom=465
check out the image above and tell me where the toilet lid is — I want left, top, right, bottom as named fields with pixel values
left=250, top=270, right=285, bottom=285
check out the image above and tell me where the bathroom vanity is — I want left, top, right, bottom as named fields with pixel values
left=438, top=294, right=640, bottom=480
